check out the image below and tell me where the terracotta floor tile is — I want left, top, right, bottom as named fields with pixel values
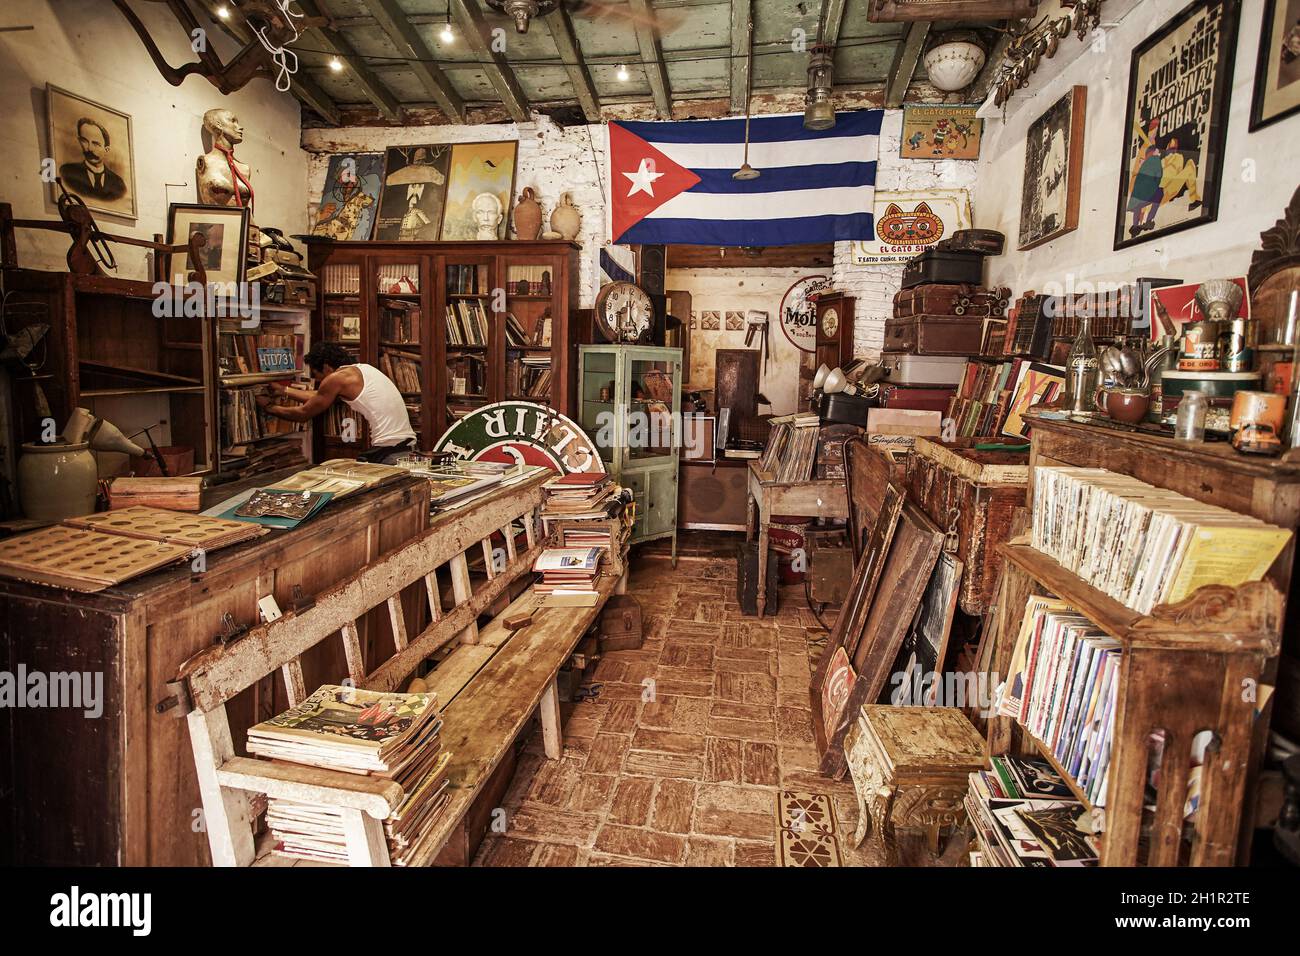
left=734, top=840, right=779, bottom=867
left=710, top=700, right=774, bottom=722
left=631, top=727, right=706, bottom=756
left=600, top=700, right=641, bottom=735
left=651, top=778, right=696, bottom=833
left=713, top=671, right=745, bottom=702
left=584, top=733, right=631, bottom=774
left=705, top=736, right=743, bottom=784
left=505, top=804, right=602, bottom=845
left=668, top=696, right=710, bottom=733
left=572, top=773, right=618, bottom=813
left=474, top=836, right=539, bottom=867
left=624, top=749, right=704, bottom=779
left=593, top=824, right=687, bottom=864
left=685, top=836, right=735, bottom=866
left=742, top=741, right=780, bottom=787
left=693, top=784, right=778, bottom=841
left=608, top=776, right=655, bottom=826
left=775, top=706, right=816, bottom=746
left=707, top=715, right=776, bottom=742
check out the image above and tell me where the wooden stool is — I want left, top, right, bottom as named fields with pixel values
left=842, top=705, right=986, bottom=865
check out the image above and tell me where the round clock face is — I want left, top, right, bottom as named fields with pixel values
left=595, top=281, right=654, bottom=343
left=820, top=306, right=839, bottom=338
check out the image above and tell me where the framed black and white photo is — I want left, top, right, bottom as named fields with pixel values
left=1251, top=0, right=1300, bottom=131
left=1114, top=0, right=1241, bottom=249
left=1018, top=86, right=1087, bottom=250
left=165, top=203, right=250, bottom=287
left=46, top=84, right=137, bottom=220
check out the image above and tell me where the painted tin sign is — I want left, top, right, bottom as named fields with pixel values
left=778, top=274, right=832, bottom=353
left=433, top=401, right=605, bottom=474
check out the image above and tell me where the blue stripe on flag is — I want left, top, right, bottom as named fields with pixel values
left=599, top=249, right=636, bottom=284
left=617, top=109, right=882, bottom=145
left=687, top=162, right=876, bottom=194
left=618, top=212, right=875, bottom=247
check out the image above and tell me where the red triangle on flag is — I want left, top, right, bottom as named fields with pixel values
left=609, top=123, right=701, bottom=242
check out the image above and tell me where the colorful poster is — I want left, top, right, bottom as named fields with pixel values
left=374, top=144, right=451, bottom=241
left=900, top=104, right=983, bottom=160
left=851, top=189, right=971, bottom=265
left=439, top=141, right=518, bottom=241
left=311, top=152, right=385, bottom=241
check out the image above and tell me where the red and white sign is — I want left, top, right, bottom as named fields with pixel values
left=779, top=274, right=831, bottom=353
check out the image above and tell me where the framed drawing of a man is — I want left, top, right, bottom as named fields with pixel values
left=46, top=85, right=137, bottom=220
left=1018, top=86, right=1087, bottom=250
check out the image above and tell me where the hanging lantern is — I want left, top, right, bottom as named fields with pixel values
left=803, top=43, right=836, bottom=131
left=922, top=31, right=987, bottom=93
left=485, top=0, right=559, bottom=34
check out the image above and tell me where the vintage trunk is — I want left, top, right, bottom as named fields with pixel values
left=883, top=316, right=985, bottom=355
left=893, top=284, right=1011, bottom=319
left=905, top=438, right=1029, bottom=616
left=877, top=384, right=958, bottom=413
left=901, top=250, right=984, bottom=289
left=0, top=477, right=429, bottom=866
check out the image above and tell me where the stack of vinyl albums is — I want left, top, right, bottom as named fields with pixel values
left=964, top=755, right=1099, bottom=867
left=1031, top=466, right=1292, bottom=614
left=247, top=685, right=451, bottom=866
left=531, top=546, right=604, bottom=595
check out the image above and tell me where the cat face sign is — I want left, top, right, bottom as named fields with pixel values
left=877, top=202, right=944, bottom=247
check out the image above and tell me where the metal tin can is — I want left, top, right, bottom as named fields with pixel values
left=1179, top=319, right=1220, bottom=371
left=1218, top=317, right=1257, bottom=373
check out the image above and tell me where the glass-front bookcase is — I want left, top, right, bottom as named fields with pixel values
left=579, top=344, right=682, bottom=562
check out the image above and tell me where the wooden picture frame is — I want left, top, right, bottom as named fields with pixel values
left=883, top=551, right=963, bottom=707
left=46, top=84, right=138, bottom=220
left=1018, top=86, right=1086, bottom=250
left=165, top=203, right=250, bottom=287
left=1251, top=0, right=1300, bottom=131
left=1114, top=0, right=1241, bottom=250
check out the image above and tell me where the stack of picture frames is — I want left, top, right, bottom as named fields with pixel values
left=811, top=437, right=964, bottom=779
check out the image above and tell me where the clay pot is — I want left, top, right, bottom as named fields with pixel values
left=1095, top=387, right=1150, bottom=424
left=18, top=441, right=98, bottom=521
left=550, top=192, right=582, bottom=241
left=513, top=187, right=542, bottom=240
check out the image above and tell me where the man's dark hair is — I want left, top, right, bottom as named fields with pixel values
left=76, top=117, right=111, bottom=148
left=305, top=342, right=356, bottom=372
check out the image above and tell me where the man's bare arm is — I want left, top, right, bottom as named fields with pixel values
left=261, top=373, right=344, bottom=422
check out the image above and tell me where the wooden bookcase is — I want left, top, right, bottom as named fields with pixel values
left=985, top=414, right=1300, bottom=866
left=1, top=268, right=217, bottom=476
left=305, top=240, right=587, bottom=460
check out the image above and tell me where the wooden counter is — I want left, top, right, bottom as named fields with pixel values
left=0, top=476, right=429, bottom=866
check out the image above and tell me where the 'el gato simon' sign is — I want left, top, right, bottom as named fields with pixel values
left=433, top=401, right=606, bottom=474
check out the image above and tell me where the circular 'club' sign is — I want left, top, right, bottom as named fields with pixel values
left=433, top=401, right=605, bottom=474
left=779, top=275, right=832, bottom=353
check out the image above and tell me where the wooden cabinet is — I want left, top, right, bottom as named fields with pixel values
left=813, top=291, right=855, bottom=373
left=306, top=240, right=586, bottom=459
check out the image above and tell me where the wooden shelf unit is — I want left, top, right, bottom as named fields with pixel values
left=306, top=240, right=588, bottom=460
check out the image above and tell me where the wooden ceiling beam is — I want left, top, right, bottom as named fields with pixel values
left=818, top=0, right=848, bottom=44
left=628, top=0, right=672, bottom=119
left=296, top=0, right=403, bottom=121
left=884, top=21, right=930, bottom=109
left=544, top=5, right=601, bottom=123
left=968, top=27, right=1013, bottom=103
left=450, top=0, right=530, bottom=124
left=360, top=0, right=466, bottom=122
left=730, top=0, right=752, bottom=115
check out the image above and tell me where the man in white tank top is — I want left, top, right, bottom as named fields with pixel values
left=258, top=342, right=418, bottom=464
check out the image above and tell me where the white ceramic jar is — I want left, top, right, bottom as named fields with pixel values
left=18, top=441, right=98, bottom=520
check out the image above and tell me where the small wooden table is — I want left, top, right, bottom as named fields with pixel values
left=745, top=461, right=849, bottom=617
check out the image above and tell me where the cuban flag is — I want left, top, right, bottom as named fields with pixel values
left=607, top=110, right=882, bottom=247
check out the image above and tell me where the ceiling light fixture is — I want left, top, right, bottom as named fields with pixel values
left=216, top=4, right=231, bottom=19
left=328, top=56, right=343, bottom=72
left=923, top=30, right=987, bottom=92
left=733, top=20, right=759, bottom=181
left=803, top=42, right=836, bottom=131
left=485, top=0, right=560, bottom=35
left=440, top=9, right=454, bottom=44
left=616, top=63, right=630, bottom=82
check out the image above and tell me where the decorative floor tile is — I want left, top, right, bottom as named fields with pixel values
left=776, top=790, right=842, bottom=867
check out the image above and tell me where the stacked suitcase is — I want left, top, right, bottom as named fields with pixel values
left=881, top=230, right=1009, bottom=410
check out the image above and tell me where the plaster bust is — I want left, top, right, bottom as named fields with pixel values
left=196, top=108, right=253, bottom=210
left=472, top=192, right=503, bottom=240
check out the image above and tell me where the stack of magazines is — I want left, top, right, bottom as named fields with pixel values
left=247, top=684, right=451, bottom=866
left=964, top=755, right=1099, bottom=867
left=532, top=546, right=604, bottom=596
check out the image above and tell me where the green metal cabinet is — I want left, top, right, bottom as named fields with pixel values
left=578, top=345, right=682, bottom=564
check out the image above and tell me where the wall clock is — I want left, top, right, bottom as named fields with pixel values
left=594, top=280, right=654, bottom=343
left=820, top=306, right=840, bottom=339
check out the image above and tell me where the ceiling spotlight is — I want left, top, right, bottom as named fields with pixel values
left=485, top=0, right=560, bottom=34
left=328, top=57, right=343, bottom=72
left=616, top=63, right=630, bottom=82
left=440, top=15, right=454, bottom=44
left=215, top=4, right=231, bottom=19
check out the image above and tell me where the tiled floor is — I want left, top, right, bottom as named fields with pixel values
left=472, top=545, right=885, bottom=867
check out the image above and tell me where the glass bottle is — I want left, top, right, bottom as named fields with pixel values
left=1175, top=390, right=1208, bottom=441
left=1062, top=316, right=1099, bottom=417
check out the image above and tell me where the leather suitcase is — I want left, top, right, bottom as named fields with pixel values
left=878, top=384, right=957, bottom=413
left=880, top=352, right=968, bottom=386
left=902, top=250, right=984, bottom=289
left=816, top=391, right=872, bottom=427
left=893, top=284, right=1011, bottom=319
left=936, top=229, right=1006, bottom=256
left=883, top=315, right=985, bottom=355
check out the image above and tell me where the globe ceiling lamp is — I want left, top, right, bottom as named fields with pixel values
left=485, top=0, right=560, bottom=34
left=923, top=31, right=987, bottom=93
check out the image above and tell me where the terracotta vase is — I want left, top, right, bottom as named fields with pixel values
left=18, top=441, right=98, bottom=521
left=513, top=187, right=543, bottom=240
left=550, top=192, right=582, bottom=241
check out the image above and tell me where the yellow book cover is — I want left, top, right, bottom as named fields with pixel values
left=1164, top=525, right=1292, bottom=605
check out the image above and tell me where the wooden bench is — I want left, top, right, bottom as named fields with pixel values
left=168, top=473, right=628, bottom=867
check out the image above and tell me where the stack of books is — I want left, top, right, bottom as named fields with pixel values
left=378, top=349, right=422, bottom=394
left=444, top=300, right=489, bottom=346
left=247, top=684, right=452, bottom=866
left=1000, top=596, right=1120, bottom=807
left=964, top=757, right=1100, bottom=867
left=531, top=546, right=604, bottom=596
left=540, top=473, right=614, bottom=520
left=1032, top=467, right=1292, bottom=613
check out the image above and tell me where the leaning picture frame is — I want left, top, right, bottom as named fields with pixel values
left=165, top=203, right=250, bottom=288
left=1250, top=0, right=1300, bottom=131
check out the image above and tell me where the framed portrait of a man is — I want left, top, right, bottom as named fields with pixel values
left=1019, top=86, right=1087, bottom=250
left=1251, top=0, right=1300, bottom=130
left=46, top=85, right=137, bottom=220
left=1114, top=0, right=1241, bottom=250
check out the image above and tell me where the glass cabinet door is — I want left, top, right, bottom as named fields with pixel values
left=579, top=348, right=619, bottom=471
left=628, top=353, right=680, bottom=461
left=441, top=256, right=493, bottom=426
left=373, top=259, right=424, bottom=444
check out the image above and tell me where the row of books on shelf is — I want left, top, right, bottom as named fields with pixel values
left=321, top=264, right=361, bottom=296
left=1000, top=596, right=1119, bottom=809
left=445, top=300, right=489, bottom=347
left=507, top=354, right=552, bottom=399
left=1031, top=466, right=1291, bottom=614
left=965, top=755, right=1100, bottom=867
left=221, top=387, right=304, bottom=445
left=222, top=436, right=306, bottom=477
left=247, top=684, right=451, bottom=866
left=380, top=301, right=420, bottom=344
left=218, top=322, right=304, bottom=377
left=446, top=264, right=482, bottom=295
left=946, top=358, right=1065, bottom=441
left=507, top=264, right=553, bottom=296
left=379, top=349, right=422, bottom=395
left=448, top=353, right=487, bottom=396
left=375, top=264, right=418, bottom=295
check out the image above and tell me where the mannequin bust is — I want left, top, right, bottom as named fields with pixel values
left=197, top=108, right=253, bottom=211
left=472, top=192, right=503, bottom=240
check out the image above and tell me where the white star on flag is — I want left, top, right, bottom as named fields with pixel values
left=623, top=158, right=665, bottom=198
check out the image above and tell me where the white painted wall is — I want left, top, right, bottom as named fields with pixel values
left=972, top=0, right=1296, bottom=294
left=0, top=0, right=308, bottom=279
